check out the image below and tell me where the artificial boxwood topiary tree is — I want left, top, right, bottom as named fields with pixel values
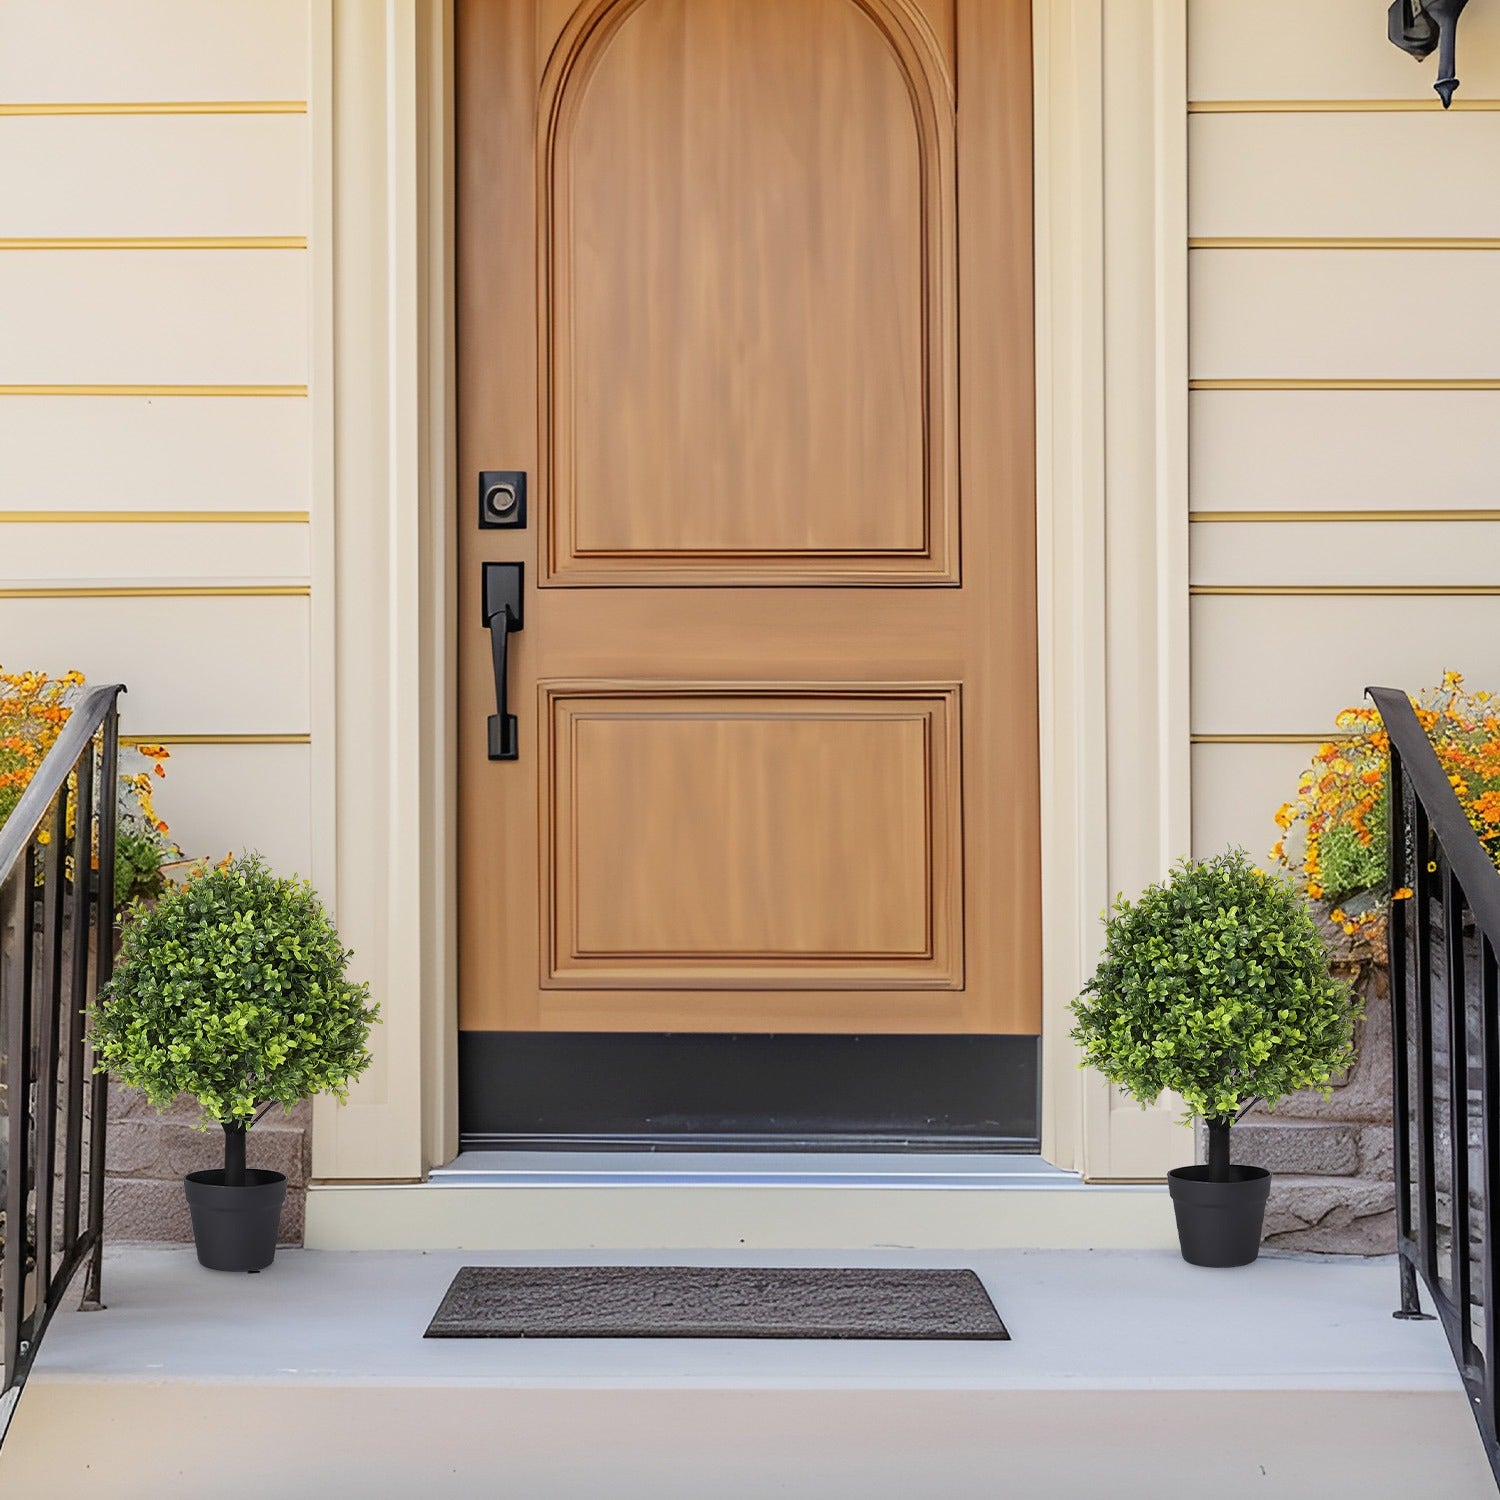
left=91, top=853, right=379, bottom=1187
left=1070, top=849, right=1357, bottom=1181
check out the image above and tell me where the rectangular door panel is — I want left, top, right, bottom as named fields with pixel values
left=546, top=684, right=961, bottom=985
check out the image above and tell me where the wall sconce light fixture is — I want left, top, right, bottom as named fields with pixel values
left=1389, top=0, right=1472, bottom=108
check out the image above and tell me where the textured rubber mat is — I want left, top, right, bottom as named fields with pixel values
left=424, top=1265, right=1009, bottom=1341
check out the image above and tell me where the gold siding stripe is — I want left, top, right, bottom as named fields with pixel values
left=1191, top=510, right=1500, bottom=523
left=1194, top=732, right=1350, bottom=744
left=0, top=385, right=307, bottom=397
left=121, top=733, right=310, bottom=747
left=0, top=237, right=306, bottom=251
left=1191, top=379, right=1500, bottom=392
left=0, top=511, right=308, bottom=525
left=1190, top=237, right=1500, bottom=252
left=0, top=101, right=307, bottom=116
left=1193, top=584, right=1500, bottom=597
left=1189, top=99, right=1500, bottom=113
left=0, top=585, right=309, bottom=599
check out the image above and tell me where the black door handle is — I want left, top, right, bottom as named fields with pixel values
left=482, top=562, right=524, bottom=760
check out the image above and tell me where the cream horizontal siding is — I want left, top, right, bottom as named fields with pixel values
left=1187, top=1, right=1500, bottom=863
left=1191, top=521, right=1500, bottom=588
left=1192, top=742, right=1319, bottom=870
left=1191, top=250, right=1500, bottom=381
left=1192, top=592, right=1500, bottom=737
left=0, top=3, right=313, bottom=876
left=0, top=117, right=308, bottom=237
left=0, top=252, right=307, bottom=385
left=0, top=595, right=308, bottom=735
left=0, top=521, right=309, bottom=581
left=0, top=397, right=311, bottom=511
left=141, top=743, right=313, bottom=878
left=1190, top=391, right=1500, bottom=510
left=1188, top=0, right=1500, bottom=102
left=0, top=0, right=309, bottom=102
left=1190, top=116, right=1500, bottom=238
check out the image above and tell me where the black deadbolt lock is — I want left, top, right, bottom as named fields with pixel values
left=479, top=470, right=527, bottom=530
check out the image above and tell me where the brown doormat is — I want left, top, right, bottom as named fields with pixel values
left=424, top=1265, right=1008, bottom=1341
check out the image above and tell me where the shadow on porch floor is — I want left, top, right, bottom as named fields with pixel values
left=0, top=1246, right=1492, bottom=1498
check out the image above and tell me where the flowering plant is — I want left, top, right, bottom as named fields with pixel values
left=0, top=667, right=80, bottom=828
left=0, top=667, right=180, bottom=906
left=1272, top=671, right=1500, bottom=940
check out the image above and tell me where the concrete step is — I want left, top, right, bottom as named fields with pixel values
left=0, top=1246, right=1492, bottom=1499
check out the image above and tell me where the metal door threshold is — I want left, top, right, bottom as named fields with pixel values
left=428, top=1150, right=1086, bottom=1191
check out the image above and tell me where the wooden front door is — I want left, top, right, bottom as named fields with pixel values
left=456, top=0, right=1038, bottom=1138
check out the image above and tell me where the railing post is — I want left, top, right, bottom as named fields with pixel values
left=61, top=741, right=94, bottom=1252
left=1411, top=801, right=1441, bottom=1292
left=1443, top=867, right=1474, bottom=1359
left=0, top=867, right=28, bottom=1390
left=1479, top=936, right=1500, bottom=1442
left=1388, top=740, right=1430, bottom=1320
left=30, top=786, right=69, bottom=1320
left=82, top=704, right=118, bottom=1314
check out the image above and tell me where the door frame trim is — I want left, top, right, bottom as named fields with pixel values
left=309, top=0, right=1191, bottom=1185
left=1032, top=0, right=1193, bottom=1179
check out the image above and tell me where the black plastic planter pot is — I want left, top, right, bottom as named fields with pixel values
left=183, top=1168, right=287, bottom=1272
left=1167, top=1164, right=1271, bottom=1268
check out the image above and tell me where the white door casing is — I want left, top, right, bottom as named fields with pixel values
left=310, top=0, right=1192, bottom=1185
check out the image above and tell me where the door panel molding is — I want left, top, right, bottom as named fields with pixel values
left=537, top=0, right=958, bottom=586
left=542, top=682, right=963, bottom=991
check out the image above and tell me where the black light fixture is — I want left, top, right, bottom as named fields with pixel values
left=1388, top=0, right=1471, bottom=108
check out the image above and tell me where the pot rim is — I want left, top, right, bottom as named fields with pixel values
left=184, top=1167, right=288, bottom=1192
left=1167, top=1163, right=1270, bottom=1184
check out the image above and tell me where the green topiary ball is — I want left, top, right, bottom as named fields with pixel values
left=91, top=853, right=379, bottom=1125
left=1069, top=849, right=1357, bottom=1124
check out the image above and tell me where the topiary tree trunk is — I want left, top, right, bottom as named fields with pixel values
left=223, top=1121, right=247, bottom=1187
left=1206, top=1116, right=1233, bottom=1182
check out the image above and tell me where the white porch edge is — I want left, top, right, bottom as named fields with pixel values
left=308, top=0, right=1194, bottom=1211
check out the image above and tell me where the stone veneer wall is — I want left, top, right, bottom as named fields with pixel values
left=1238, top=918, right=1395, bottom=1255
left=104, top=1084, right=311, bottom=1245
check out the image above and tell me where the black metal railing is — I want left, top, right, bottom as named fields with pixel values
left=0, top=684, right=123, bottom=1401
left=1371, top=683, right=1500, bottom=1483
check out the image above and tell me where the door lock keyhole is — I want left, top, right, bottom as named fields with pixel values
left=478, top=470, right=527, bottom=529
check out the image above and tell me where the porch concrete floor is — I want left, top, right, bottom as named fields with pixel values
left=1, top=1246, right=1493, bottom=1497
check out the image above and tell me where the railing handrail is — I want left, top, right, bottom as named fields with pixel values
left=0, top=685, right=125, bottom=883
left=1367, top=684, right=1500, bottom=941
left=1370, top=680, right=1500, bottom=1486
